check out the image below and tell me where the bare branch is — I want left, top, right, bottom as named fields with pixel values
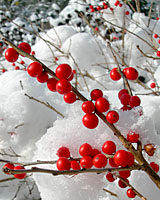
left=3, top=165, right=142, bottom=176
left=103, top=188, right=118, bottom=198
left=24, top=93, right=64, bottom=118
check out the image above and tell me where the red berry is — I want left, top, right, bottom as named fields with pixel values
left=154, top=34, right=158, bottom=38
left=110, top=68, right=121, bottom=81
left=79, top=143, right=92, bottom=157
left=18, top=42, right=31, bottom=55
left=56, top=64, right=72, bottom=80
left=103, top=4, right=108, bottom=9
left=72, top=70, right=76, bottom=74
left=12, top=63, right=15, bottom=66
left=82, top=113, right=99, bottom=129
left=102, top=141, right=116, bottom=155
left=120, top=93, right=131, bottom=106
left=150, top=162, right=159, bottom=173
left=14, top=166, right=26, bottom=179
left=119, top=170, right=131, bottom=179
left=127, top=188, right=136, bottom=198
left=123, top=67, right=138, bottom=80
left=114, top=150, right=129, bottom=167
left=96, top=6, right=101, bottom=10
left=120, top=105, right=131, bottom=111
left=127, top=152, right=135, bottom=166
left=56, top=79, right=72, bottom=94
left=47, top=78, right=58, bottom=92
left=106, top=110, right=119, bottom=124
left=119, top=3, right=123, bottom=7
left=5, top=48, right=19, bottom=62
left=91, top=149, right=101, bottom=157
left=20, top=60, right=25, bottom=65
left=129, top=96, right=141, bottom=108
left=90, top=8, right=94, bottom=12
left=109, top=157, right=119, bottom=167
left=127, top=132, right=139, bottom=143
left=82, top=101, right=95, bottom=113
left=71, top=160, right=80, bottom=170
left=95, top=97, right=110, bottom=113
left=118, top=89, right=128, bottom=99
left=118, top=179, right=129, bottom=188
left=37, top=71, right=48, bottom=83
left=56, top=146, right=70, bottom=158
left=31, top=51, right=35, bottom=55
left=90, top=89, right=103, bottom=101
left=114, top=0, right=119, bottom=6
left=15, top=66, right=20, bottom=70
left=3, top=163, right=15, bottom=175
left=95, top=27, right=99, bottom=31
left=27, top=62, right=43, bottom=77
left=2, top=69, right=6, bottom=73
left=106, top=172, right=115, bottom=182
left=150, top=82, right=156, bottom=88
left=157, top=51, right=160, bottom=57
left=56, top=157, right=71, bottom=171
left=64, top=92, right=76, bottom=104
left=80, top=156, right=93, bottom=169
left=125, top=11, right=129, bottom=15
left=93, top=154, right=107, bottom=168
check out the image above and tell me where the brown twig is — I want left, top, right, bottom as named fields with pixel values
left=103, top=20, right=157, bottom=51
left=135, top=0, right=141, bottom=13
left=3, top=165, right=142, bottom=176
left=136, top=79, right=159, bottom=96
left=24, top=93, right=64, bottom=118
left=0, top=177, right=15, bottom=183
left=103, top=188, right=118, bottom=198
left=137, top=45, right=160, bottom=60
left=119, top=177, right=147, bottom=200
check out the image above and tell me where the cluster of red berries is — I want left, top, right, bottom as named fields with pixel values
left=110, top=67, right=139, bottom=81
left=2, top=163, right=26, bottom=179
left=89, top=2, right=109, bottom=13
left=56, top=142, right=137, bottom=198
left=27, top=62, right=76, bottom=102
left=153, top=33, right=160, bottom=45
left=82, top=89, right=119, bottom=129
left=118, top=89, right=141, bottom=111
left=153, top=33, right=160, bottom=56
left=4, top=43, right=35, bottom=73
left=56, top=141, right=135, bottom=170
left=4, top=42, right=32, bottom=72
left=5, top=42, right=31, bottom=63
left=89, top=1, right=130, bottom=15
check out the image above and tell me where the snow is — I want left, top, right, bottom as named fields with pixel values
left=0, top=0, right=160, bottom=200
